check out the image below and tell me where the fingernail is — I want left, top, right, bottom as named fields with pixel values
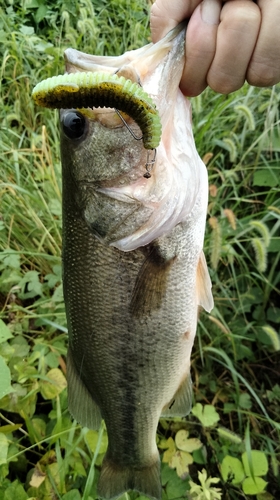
left=201, top=0, right=221, bottom=25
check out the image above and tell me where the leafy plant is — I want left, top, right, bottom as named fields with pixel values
left=221, top=451, right=269, bottom=495
left=191, top=404, right=220, bottom=428
left=188, top=469, right=222, bottom=500
left=0, top=0, right=280, bottom=498
left=160, top=429, right=203, bottom=479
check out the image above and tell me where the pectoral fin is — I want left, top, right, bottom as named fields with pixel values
left=67, top=349, right=102, bottom=430
left=130, top=243, right=176, bottom=317
left=196, top=251, right=214, bottom=313
left=161, top=374, right=193, bottom=417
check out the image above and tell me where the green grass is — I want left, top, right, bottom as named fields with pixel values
left=0, top=1, right=280, bottom=499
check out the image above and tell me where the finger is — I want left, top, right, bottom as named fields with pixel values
left=207, top=0, right=261, bottom=93
left=150, top=0, right=200, bottom=42
left=247, top=0, right=280, bottom=87
left=180, top=0, right=222, bottom=96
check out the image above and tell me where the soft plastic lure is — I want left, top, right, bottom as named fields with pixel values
left=32, top=72, right=162, bottom=150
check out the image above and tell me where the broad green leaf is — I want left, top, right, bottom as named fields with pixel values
left=242, top=476, right=267, bottom=495
left=268, top=236, right=280, bottom=253
left=256, top=492, right=275, bottom=500
left=266, top=384, right=280, bottom=403
left=10, top=335, right=30, bottom=359
left=1, top=252, right=20, bottom=269
left=0, top=434, right=9, bottom=466
left=0, top=424, right=22, bottom=434
left=34, top=41, right=54, bottom=53
left=253, top=169, right=279, bottom=188
left=161, top=463, right=189, bottom=498
left=18, top=271, right=43, bottom=298
left=31, top=418, right=46, bottom=440
left=0, top=320, right=13, bottom=344
left=19, top=25, right=35, bottom=36
left=158, top=436, right=174, bottom=449
left=70, top=458, right=87, bottom=477
left=45, top=351, right=60, bottom=369
left=162, top=437, right=176, bottom=463
left=0, top=383, right=37, bottom=418
left=192, top=447, right=207, bottom=465
left=267, top=306, right=280, bottom=324
left=35, top=4, right=48, bottom=23
left=62, top=490, right=82, bottom=500
left=175, top=429, right=202, bottom=452
left=85, top=429, right=108, bottom=455
left=0, top=356, right=13, bottom=399
left=221, top=456, right=245, bottom=484
left=39, top=462, right=61, bottom=496
left=40, top=368, right=67, bottom=399
left=14, top=362, right=37, bottom=384
left=242, top=450, right=268, bottom=477
left=239, top=393, right=252, bottom=410
left=2, top=479, right=28, bottom=500
left=169, top=450, right=193, bottom=479
left=52, top=283, right=64, bottom=303
left=191, top=403, right=220, bottom=427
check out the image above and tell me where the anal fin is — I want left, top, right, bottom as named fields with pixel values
left=161, top=374, right=193, bottom=417
left=67, top=348, right=102, bottom=430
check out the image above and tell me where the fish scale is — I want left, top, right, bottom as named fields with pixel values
left=54, top=23, right=215, bottom=500
left=64, top=173, right=199, bottom=446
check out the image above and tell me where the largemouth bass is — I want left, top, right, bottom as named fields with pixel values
left=36, top=24, right=213, bottom=500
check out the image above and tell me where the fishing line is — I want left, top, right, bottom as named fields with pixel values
left=113, top=107, right=156, bottom=178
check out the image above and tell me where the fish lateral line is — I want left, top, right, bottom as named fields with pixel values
left=32, top=71, right=162, bottom=150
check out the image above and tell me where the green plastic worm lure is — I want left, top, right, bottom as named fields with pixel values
left=32, top=71, right=162, bottom=150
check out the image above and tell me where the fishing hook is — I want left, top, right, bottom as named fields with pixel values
left=143, top=149, right=156, bottom=179
left=114, top=108, right=156, bottom=179
left=114, top=108, right=143, bottom=141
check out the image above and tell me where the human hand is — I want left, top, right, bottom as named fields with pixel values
left=150, top=0, right=280, bottom=96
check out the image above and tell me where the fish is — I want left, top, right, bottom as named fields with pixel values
left=46, top=24, right=213, bottom=500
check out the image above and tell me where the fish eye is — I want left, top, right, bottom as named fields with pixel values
left=61, top=110, right=87, bottom=140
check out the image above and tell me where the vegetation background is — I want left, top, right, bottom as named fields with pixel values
left=0, top=0, right=279, bottom=499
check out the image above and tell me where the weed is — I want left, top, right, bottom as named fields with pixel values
left=0, top=1, right=279, bottom=499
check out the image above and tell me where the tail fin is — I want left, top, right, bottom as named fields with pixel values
left=97, top=454, right=161, bottom=500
